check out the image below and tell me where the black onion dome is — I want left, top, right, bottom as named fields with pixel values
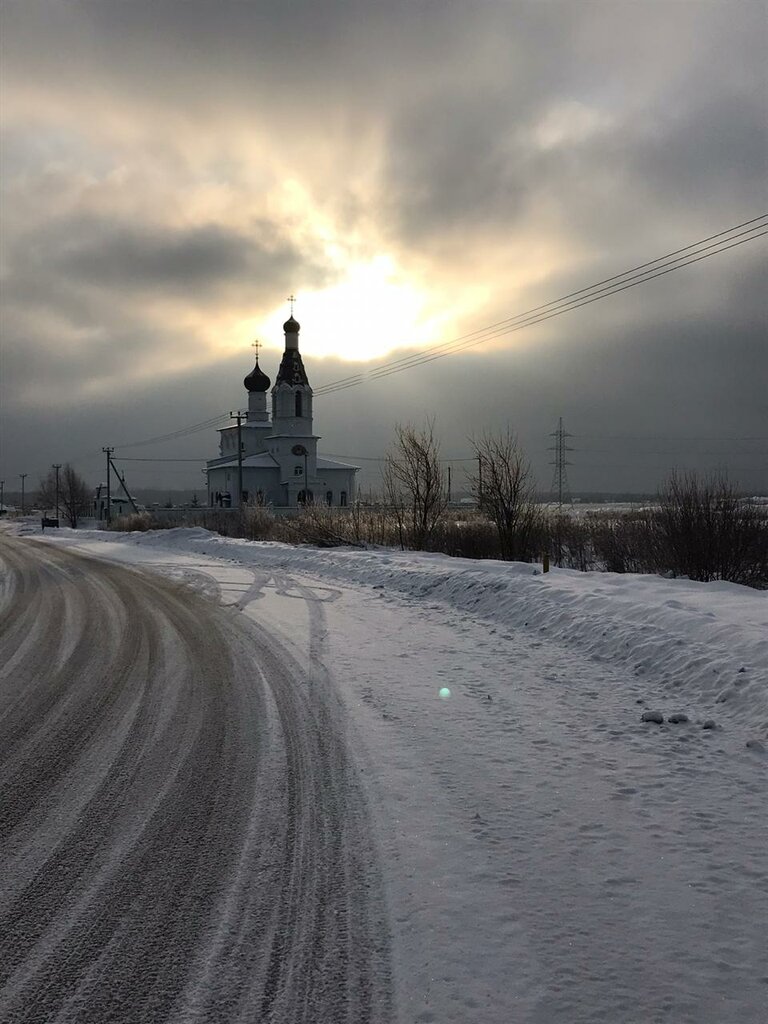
left=283, top=315, right=301, bottom=333
left=243, top=360, right=271, bottom=392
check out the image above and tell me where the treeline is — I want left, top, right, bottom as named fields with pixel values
left=112, top=421, right=767, bottom=589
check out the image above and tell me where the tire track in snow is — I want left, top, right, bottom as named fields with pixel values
left=0, top=536, right=392, bottom=1024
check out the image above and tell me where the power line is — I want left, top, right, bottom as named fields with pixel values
left=314, top=217, right=768, bottom=394
left=109, top=216, right=766, bottom=447
left=313, top=220, right=768, bottom=395
left=315, top=232, right=765, bottom=395
left=579, top=455, right=767, bottom=462
left=115, top=413, right=230, bottom=451
left=577, top=435, right=768, bottom=442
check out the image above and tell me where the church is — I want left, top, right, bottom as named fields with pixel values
left=206, top=313, right=358, bottom=508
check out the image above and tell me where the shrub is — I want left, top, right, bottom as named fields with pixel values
left=654, top=471, right=767, bottom=586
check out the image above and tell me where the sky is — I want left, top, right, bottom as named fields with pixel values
left=1, top=0, right=766, bottom=498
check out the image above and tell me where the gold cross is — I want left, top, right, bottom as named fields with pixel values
left=251, top=339, right=261, bottom=357
left=287, top=293, right=296, bottom=315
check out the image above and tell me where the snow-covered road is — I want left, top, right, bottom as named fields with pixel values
left=2, top=524, right=767, bottom=1023
left=0, top=535, right=391, bottom=1023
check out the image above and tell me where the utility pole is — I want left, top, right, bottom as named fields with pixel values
left=0, top=480, right=4, bottom=515
left=102, top=447, right=114, bottom=522
left=230, top=411, right=244, bottom=507
left=52, top=464, right=62, bottom=521
left=108, top=455, right=139, bottom=514
left=477, top=455, right=483, bottom=506
left=19, top=473, right=27, bottom=515
left=548, top=417, right=574, bottom=509
left=447, top=465, right=452, bottom=504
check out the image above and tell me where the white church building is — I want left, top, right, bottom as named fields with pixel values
left=206, top=314, right=358, bottom=508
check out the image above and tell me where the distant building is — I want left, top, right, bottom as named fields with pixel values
left=206, top=315, right=358, bottom=508
left=93, top=483, right=137, bottom=520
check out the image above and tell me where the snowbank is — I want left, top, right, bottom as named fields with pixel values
left=26, top=524, right=768, bottom=728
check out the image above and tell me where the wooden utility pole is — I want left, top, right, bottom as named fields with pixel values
left=102, top=448, right=114, bottom=522
left=19, top=473, right=27, bottom=515
left=230, top=412, right=244, bottom=507
left=52, top=464, right=62, bottom=521
left=108, top=455, right=139, bottom=514
left=447, top=465, right=452, bottom=504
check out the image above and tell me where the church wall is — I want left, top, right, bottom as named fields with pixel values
left=207, top=464, right=355, bottom=508
left=271, top=386, right=313, bottom=435
left=315, top=468, right=357, bottom=506
left=218, top=423, right=271, bottom=458
left=208, top=465, right=282, bottom=507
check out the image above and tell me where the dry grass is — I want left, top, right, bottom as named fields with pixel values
left=110, top=488, right=767, bottom=588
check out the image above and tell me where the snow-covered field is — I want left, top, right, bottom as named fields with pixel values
left=10, top=523, right=768, bottom=1023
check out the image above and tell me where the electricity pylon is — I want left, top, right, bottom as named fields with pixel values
left=548, top=417, right=574, bottom=509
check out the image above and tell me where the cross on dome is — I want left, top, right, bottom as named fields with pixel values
left=283, top=294, right=300, bottom=335
left=243, top=339, right=270, bottom=393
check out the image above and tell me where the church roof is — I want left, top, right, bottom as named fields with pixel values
left=283, top=315, right=300, bottom=333
left=207, top=453, right=358, bottom=472
left=207, top=452, right=281, bottom=470
left=274, top=348, right=309, bottom=387
left=316, top=456, right=360, bottom=471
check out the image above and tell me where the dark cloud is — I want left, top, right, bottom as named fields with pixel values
left=1, top=0, right=766, bottom=493
left=7, top=215, right=330, bottom=301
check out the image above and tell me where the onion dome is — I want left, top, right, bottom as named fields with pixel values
left=283, top=315, right=300, bottom=333
left=243, top=359, right=271, bottom=393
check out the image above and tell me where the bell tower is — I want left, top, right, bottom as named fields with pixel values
left=267, top=297, right=319, bottom=504
left=271, top=297, right=313, bottom=435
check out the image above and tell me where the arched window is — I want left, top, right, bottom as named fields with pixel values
left=340, top=490, right=347, bottom=507
left=326, top=490, right=333, bottom=506
left=295, top=391, right=303, bottom=417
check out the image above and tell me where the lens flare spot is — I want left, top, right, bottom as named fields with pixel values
left=439, top=687, right=451, bottom=700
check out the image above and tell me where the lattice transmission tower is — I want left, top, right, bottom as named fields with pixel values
left=549, top=417, right=574, bottom=508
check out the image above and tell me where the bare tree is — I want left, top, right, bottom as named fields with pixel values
left=37, top=464, right=91, bottom=528
left=656, top=470, right=767, bottom=585
left=471, top=430, right=542, bottom=562
left=382, top=420, right=447, bottom=549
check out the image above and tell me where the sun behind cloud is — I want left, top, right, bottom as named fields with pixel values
left=244, top=255, right=454, bottom=364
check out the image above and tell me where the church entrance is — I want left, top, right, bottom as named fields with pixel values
left=297, top=489, right=314, bottom=506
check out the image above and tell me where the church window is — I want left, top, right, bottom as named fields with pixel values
left=295, top=391, right=303, bottom=417
left=340, top=490, right=347, bottom=507
left=326, top=490, right=333, bottom=506
left=294, top=465, right=303, bottom=476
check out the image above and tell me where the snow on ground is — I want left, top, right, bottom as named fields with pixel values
left=11, top=523, right=768, bottom=1023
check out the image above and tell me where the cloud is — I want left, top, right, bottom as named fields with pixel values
left=1, top=0, right=765, bottom=492
left=9, top=214, right=326, bottom=300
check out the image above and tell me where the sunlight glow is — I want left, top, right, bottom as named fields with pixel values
left=259, top=256, right=449, bottom=363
